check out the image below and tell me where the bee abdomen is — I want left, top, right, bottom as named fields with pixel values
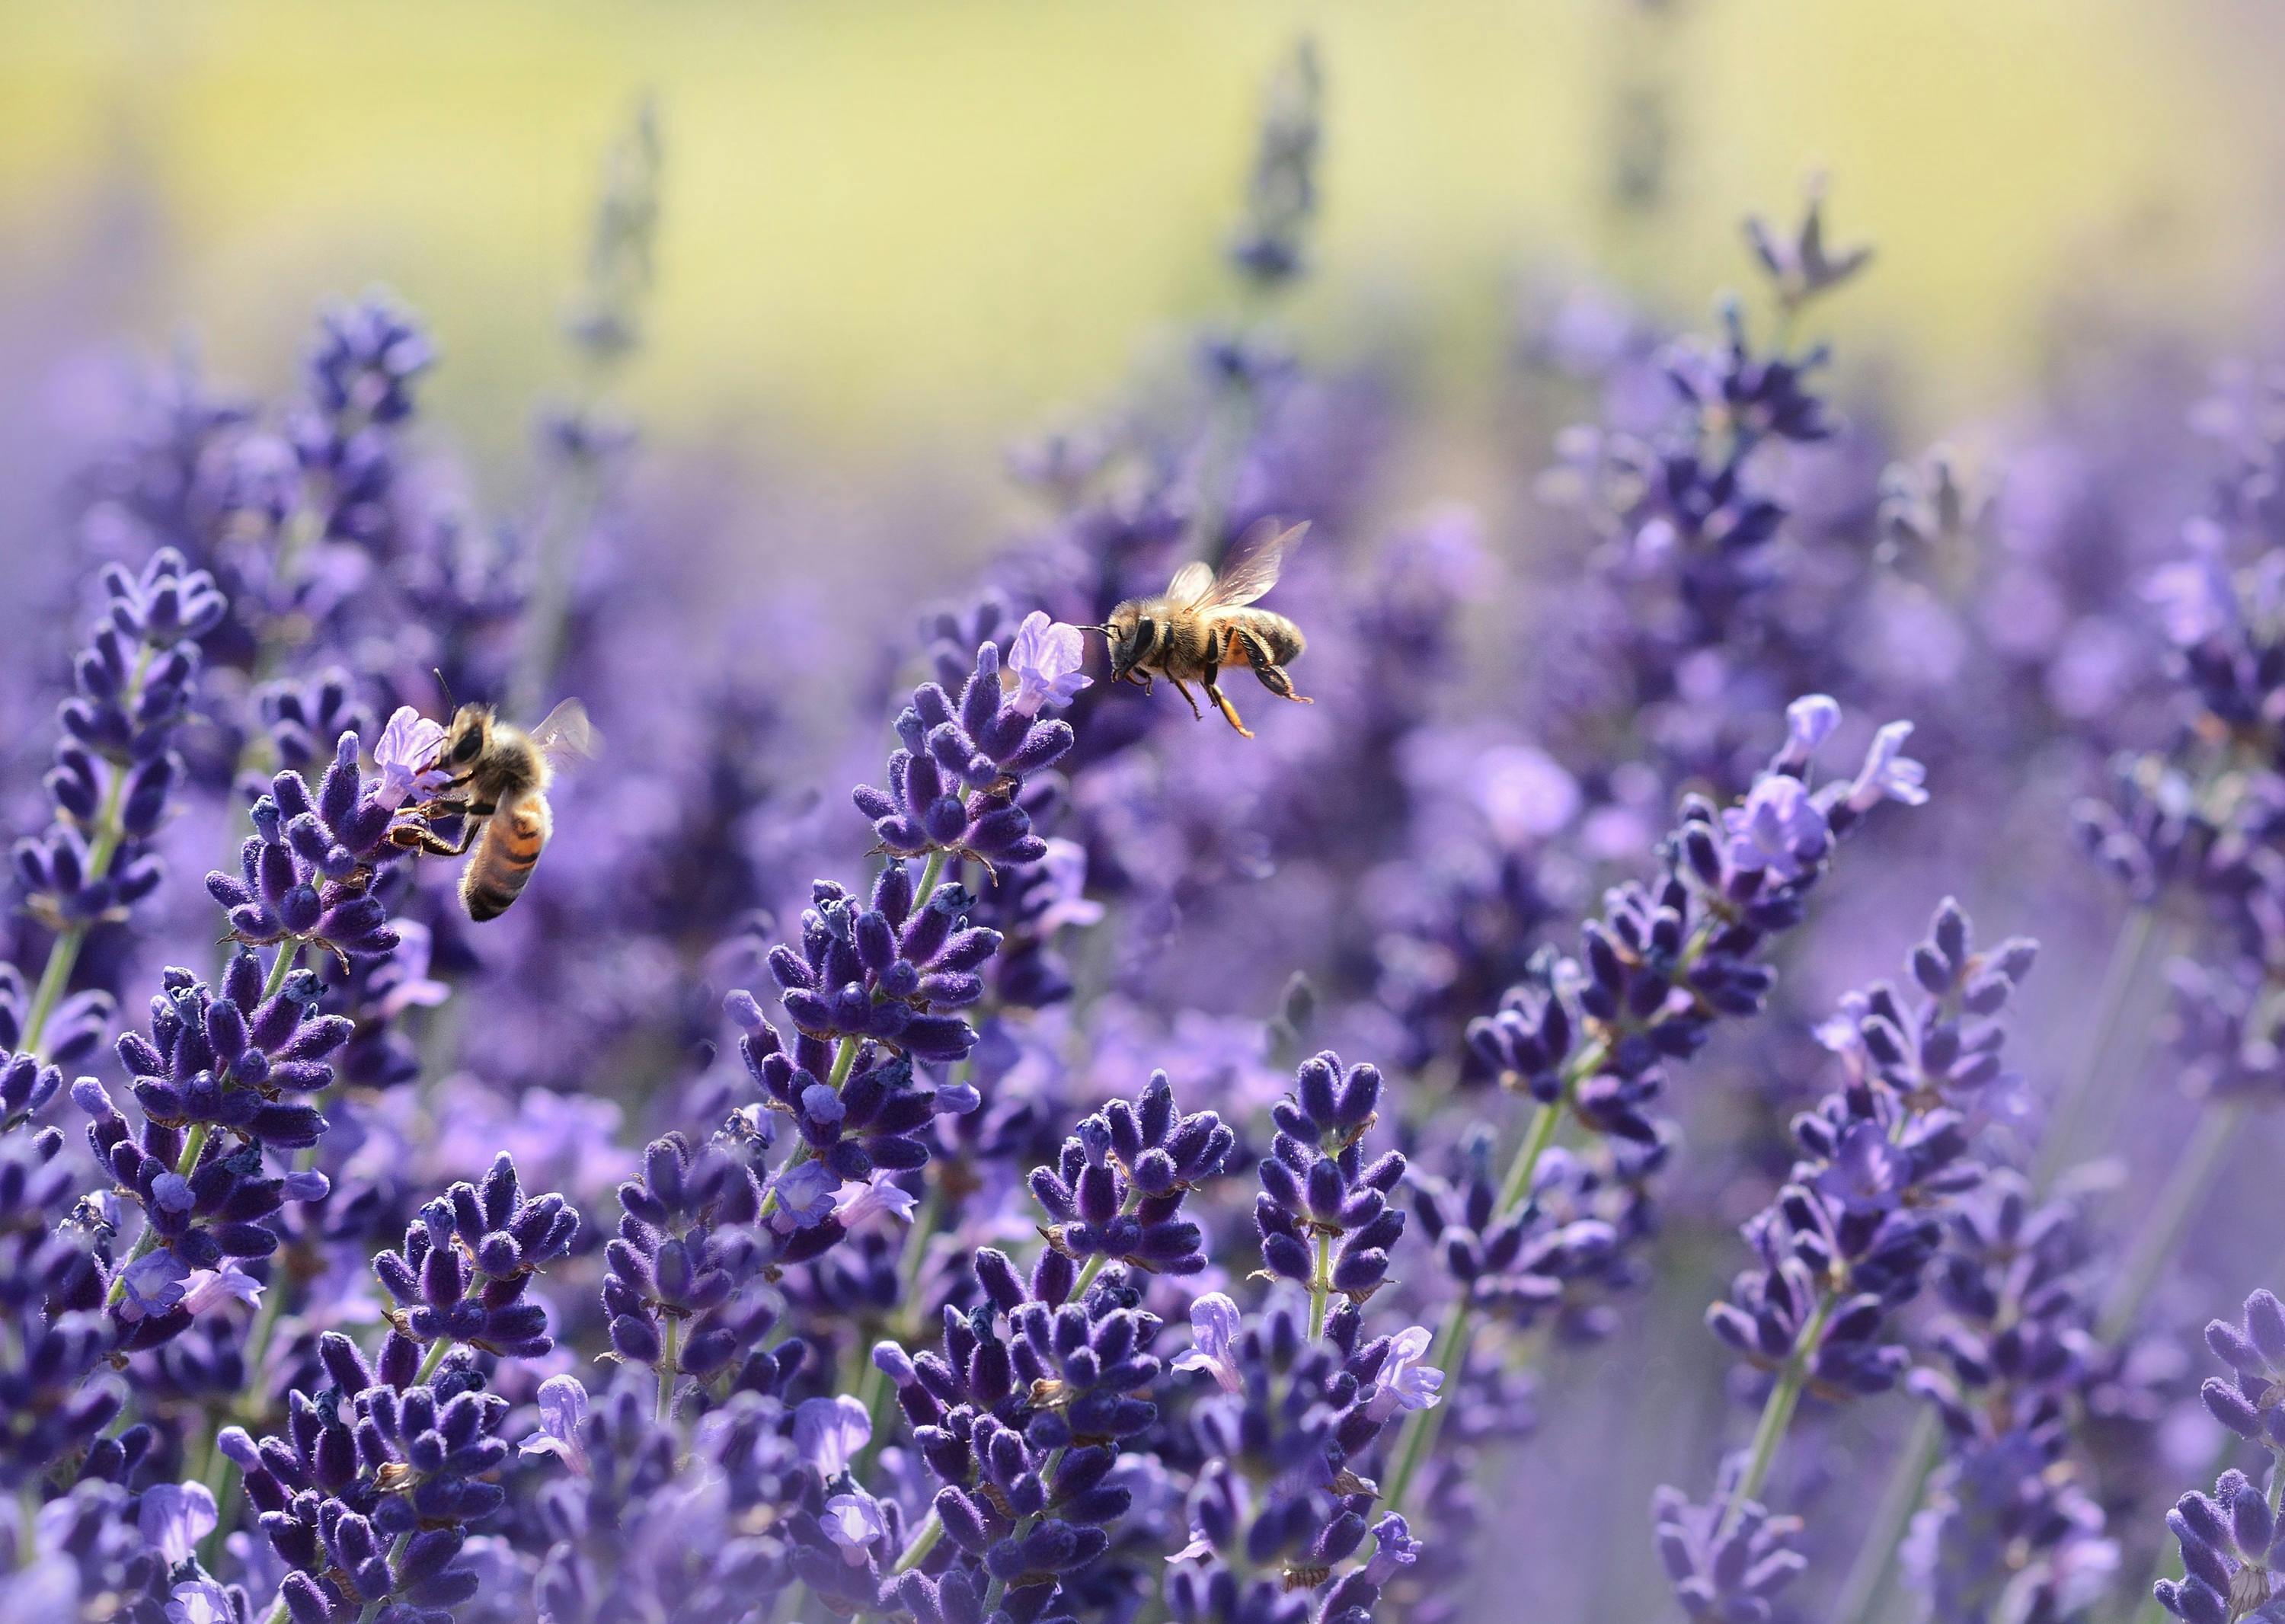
left=461, top=796, right=551, bottom=922
left=1219, top=612, right=1305, bottom=667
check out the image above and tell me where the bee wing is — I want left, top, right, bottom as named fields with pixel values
left=528, top=698, right=601, bottom=765
left=1200, top=519, right=1308, bottom=608
left=1163, top=561, right=1217, bottom=609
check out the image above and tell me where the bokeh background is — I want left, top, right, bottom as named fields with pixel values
left=7, top=0, right=2285, bottom=571
left=6, top=7, right=2285, bottom=1621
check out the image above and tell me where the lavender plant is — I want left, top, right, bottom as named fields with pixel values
left=10, top=33, right=2285, bottom=1624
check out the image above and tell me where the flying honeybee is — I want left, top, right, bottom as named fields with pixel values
left=391, top=699, right=599, bottom=921
left=1096, top=519, right=1312, bottom=738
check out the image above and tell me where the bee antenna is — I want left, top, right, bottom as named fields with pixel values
left=432, top=667, right=455, bottom=713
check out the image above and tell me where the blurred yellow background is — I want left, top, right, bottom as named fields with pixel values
left=2, top=0, right=2278, bottom=480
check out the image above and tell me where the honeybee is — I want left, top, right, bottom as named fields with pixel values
left=391, top=699, right=599, bottom=920
left=1097, top=519, right=1313, bottom=737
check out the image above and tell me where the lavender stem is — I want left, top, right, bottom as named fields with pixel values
left=1827, top=1408, right=1941, bottom=1624
left=2032, top=903, right=2156, bottom=1191
left=18, top=644, right=158, bottom=1059
left=2096, top=1101, right=2244, bottom=1345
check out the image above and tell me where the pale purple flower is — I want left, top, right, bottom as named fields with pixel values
left=794, top=1394, right=871, bottom=1479
left=1168, top=1530, right=1216, bottom=1565
left=767, top=1160, right=838, bottom=1232
left=372, top=705, right=449, bottom=810
left=519, top=1374, right=590, bottom=1475
left=139, top=1482, right=217, bottom=1566
left=1171, top=1292, right=1245, bottom=1394
left=1722, top=776, right=1831, bottom=881
left=821, top=1492, right=887, bottom=1566
left=1362, top=1514, right=1422, bottom=1587
left=1032, top=839, right=1106, bottom=934
left=1782, top=694, right=1837, bottom=767
left=1002, top=611, right=1092, bottom=715
left=1814, top=990, right=1871, bottom=1066
left=1839, top=721, right=1929, bottom=813
left=167, top=1580, right=235, bottom=1624
left=832, top=1172, right=918, bottom=1232
left=1812, top=1121, right=1909, bottom=1215
left=117, top=1247, right=190, bottom=1322
left=372, top=919, right=451, bottom=1018
left=181, top=1261, right=264, bottom=1317
left=1366, top=1325, right=1443, bottom=1420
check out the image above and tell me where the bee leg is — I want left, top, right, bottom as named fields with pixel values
left=1238, top=629, right=1313, bottom=705
left=1168, top=677, right=1205, bottom=721
left=391, top=824, right=477, bottom=858
left=1199, top=662, right=1253, bottom=737
left=388, top=801, right=493, bottom=858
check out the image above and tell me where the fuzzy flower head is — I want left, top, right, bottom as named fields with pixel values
left=2202, top=1290, right=2285, bottom=1449
left=1003, top=611, right=1093, bottom=715
left=371, top=705, right=450, bottom=811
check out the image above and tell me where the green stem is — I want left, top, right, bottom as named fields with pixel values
left=414, top=1338, right=453, bottom=1383
left=852, top=1174, right=944, bottom=1475
left=1716, top=1293, right=1836, bottom=1539
left=893, top=1508, right=943, bottom=1574
left=1495, top=1096, right=1568, bottom=1212
left=262, top=944, right=299, bottom=1000
left=1385, top=1098, right=1563, bottom=1515
left=657, top=1317, right=680, bottom=1423
left=104, top=1122, right=213, bottom=1309
left=1829, top=1408, right=1941, bottom=1624
left=911, top=849, right=948, bottom=911
left=20, top=646, right=158, bottom=1060
left=14, top=1479, right=38, bottom=1569
left=2032, top=905, right=2156, bottom=1192
left=1306, top=1230, right=1333, bottom=1341
left=2097, top=1102, right=2244, bottom=1344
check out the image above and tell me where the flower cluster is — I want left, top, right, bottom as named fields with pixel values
left=20, top=40, right=2285, bottom=1624
left=855, top=639, right=1079, bottom=874
left=14, top=549, right=223, bottom=1028
left=1255, top=1052, right=1407, bottom=1313
left=227, top=1330, right=502, bottom=1624
left=602, top=1130, right=781, bottom=1396
left=208, top=724, right=433, bottom=967
left=1658, top=897, right=2035, bottom=1615
left=1028, top=1073, right=1233, bottom=1277
left=371, top=1155, right=579, bottom=1358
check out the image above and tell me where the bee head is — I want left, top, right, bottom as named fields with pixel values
left=1099, top=602, right=1146, bottom=679
left=438, top=703, right=496, bottom=770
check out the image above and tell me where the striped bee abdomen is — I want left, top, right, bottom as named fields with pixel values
left=461, top=794, right=552, bottom=922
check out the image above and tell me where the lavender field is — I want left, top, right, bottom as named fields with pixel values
left=6, top=8, right=2285, bottom=1624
